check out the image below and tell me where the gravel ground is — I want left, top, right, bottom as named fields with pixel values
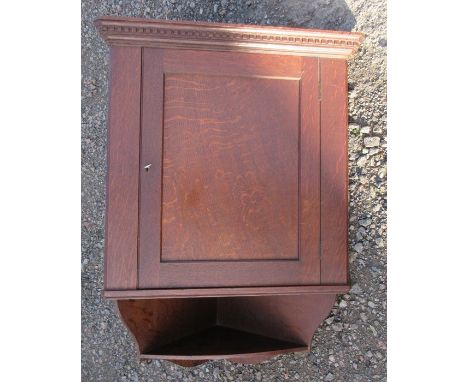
left=82, top=0, right=387, bottom=380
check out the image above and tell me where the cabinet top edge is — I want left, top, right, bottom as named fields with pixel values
left=95, top=16, right=364, bottom=59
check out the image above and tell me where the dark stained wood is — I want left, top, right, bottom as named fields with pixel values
left=117, top=299, right=216, bottom=353
left=95, top=17, right=364, bottom=59
left=115, top=295, right=333, bottom=363
left=217, top=294, right=336, bottom=347
left=142, top=348, right=305, bottom=363
left=154, top=261, right=317, bottom=288
left=161, top=73, right=299, bottom=262
left=227, top=353, right=285, bottom=365
left=166, top=360, right=207, bottom=367
left=104, top=285, right=350, bottom=299
left=143, top=326, right=306, bottom=360
left=104, top=46, right=141, bottom=290
left=97, top=17, right=363, bottom=366
left=163, top=49, right=303, bottom=78
left=139, top=49, right=322, bottom=288
left=320, top=59, right=349, bottom=284
left=138, top=48, right=164, bottom=289
left=299, top=57, right=321, bottom=282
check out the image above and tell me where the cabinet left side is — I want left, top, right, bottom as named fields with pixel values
left=105, top=46, right=142, bottom=290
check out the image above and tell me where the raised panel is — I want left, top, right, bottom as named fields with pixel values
left=139, top=48, right=321, bottom=288
left=161, top=73, right=300, bottom=262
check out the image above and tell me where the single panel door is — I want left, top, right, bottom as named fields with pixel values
left=139, top=48, right=321, bottom=288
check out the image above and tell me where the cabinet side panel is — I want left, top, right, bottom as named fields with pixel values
left=217, top=294, right=337, bottom=346
left=320, top=59, right=348, bottom=284
left=105, top=46, right=141, bottom=290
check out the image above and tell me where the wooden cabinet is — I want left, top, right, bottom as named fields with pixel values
left=96, top=16, right=363, bottom=366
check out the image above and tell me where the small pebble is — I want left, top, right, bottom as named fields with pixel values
left=353, top=243, right=364, bottom=253
left=357, top=156, right=367, bottom=167
left=359, top=218, right=372, bottom=227
left=364, top=136, right=381, bottom=147
left=332, top=323, right=343, bottom=332
left=350, top=284, right=363, bottom=294
left=360, top=126, right=371, bottom=134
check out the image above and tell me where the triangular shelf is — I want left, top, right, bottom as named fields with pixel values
left=116, top=294, right=337, bottom=365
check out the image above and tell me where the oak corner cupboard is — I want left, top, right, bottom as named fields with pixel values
left=96, top=16, right=364, bottom=366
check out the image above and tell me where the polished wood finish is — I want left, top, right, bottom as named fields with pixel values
left=320, top=59, right=349, bottom=284
left=217, top=294, right=336, bottom=346
left=161, top=73, right=299, bottom=262
left=104, top=285, right=350, bottom=299
left=138, top=47, right=164, bottom=289
left=97, top=17, right=363, bottom=366
left=117, top=299, right=216, bottom=353
left=143, top=327, right=306, bottom=360
left=104, top=46, right=141, bottom=290
left=299, top=57, right=321, bottom=284
left=139, top=49, right=320, bottom=289
left=116, top=295, right=334, bottom=364
left=95, top=16, right=363, bottom=59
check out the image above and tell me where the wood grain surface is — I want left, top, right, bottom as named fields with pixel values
left=138, top=49, right=322, bottom=288
left=116, top=293, right=335, bottom=364
left=104, top=46, right=141, bottom=290
left=117, top=298, right=216, bottom=353
left=95, top=16, right=364, bottom=59
left=98, top=17, right=362, bottom=365
left=217, top=294, right=336, bottom=346
left=298, top=57, right=321, bottom=282
left=138, top=48, right=164, bottom=289
left=161, top=73, right=299, bottom=262
left=104, top=285, right=350, bottom=299
left=144, top=326, right=306, bottom=360
left=320, top=58, right=349, bottom=284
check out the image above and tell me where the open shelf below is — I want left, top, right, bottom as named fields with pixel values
left=142, top=326, right=306, bottom=360
left=116, top=293, right=338, bottom=364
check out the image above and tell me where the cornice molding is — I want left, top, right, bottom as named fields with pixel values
left=95, top=17, right=364, bottom=59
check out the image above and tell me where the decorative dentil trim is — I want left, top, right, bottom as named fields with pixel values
left=95, top=17, right=364, bottom=59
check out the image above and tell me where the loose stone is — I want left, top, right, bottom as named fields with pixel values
left=364, top=136, right=381, bottom=147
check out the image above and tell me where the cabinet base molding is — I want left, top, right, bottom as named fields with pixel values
left=105, top=285, right=349, bottom=299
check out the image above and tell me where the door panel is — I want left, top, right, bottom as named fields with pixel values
left=162, top=73, right=299, bottom=262
left=139, top=48, right=320, bottom=288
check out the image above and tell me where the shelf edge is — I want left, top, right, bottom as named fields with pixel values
left=104, top=285, right=350, bottom=299
left=139, top=346, right=308, bottom=361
